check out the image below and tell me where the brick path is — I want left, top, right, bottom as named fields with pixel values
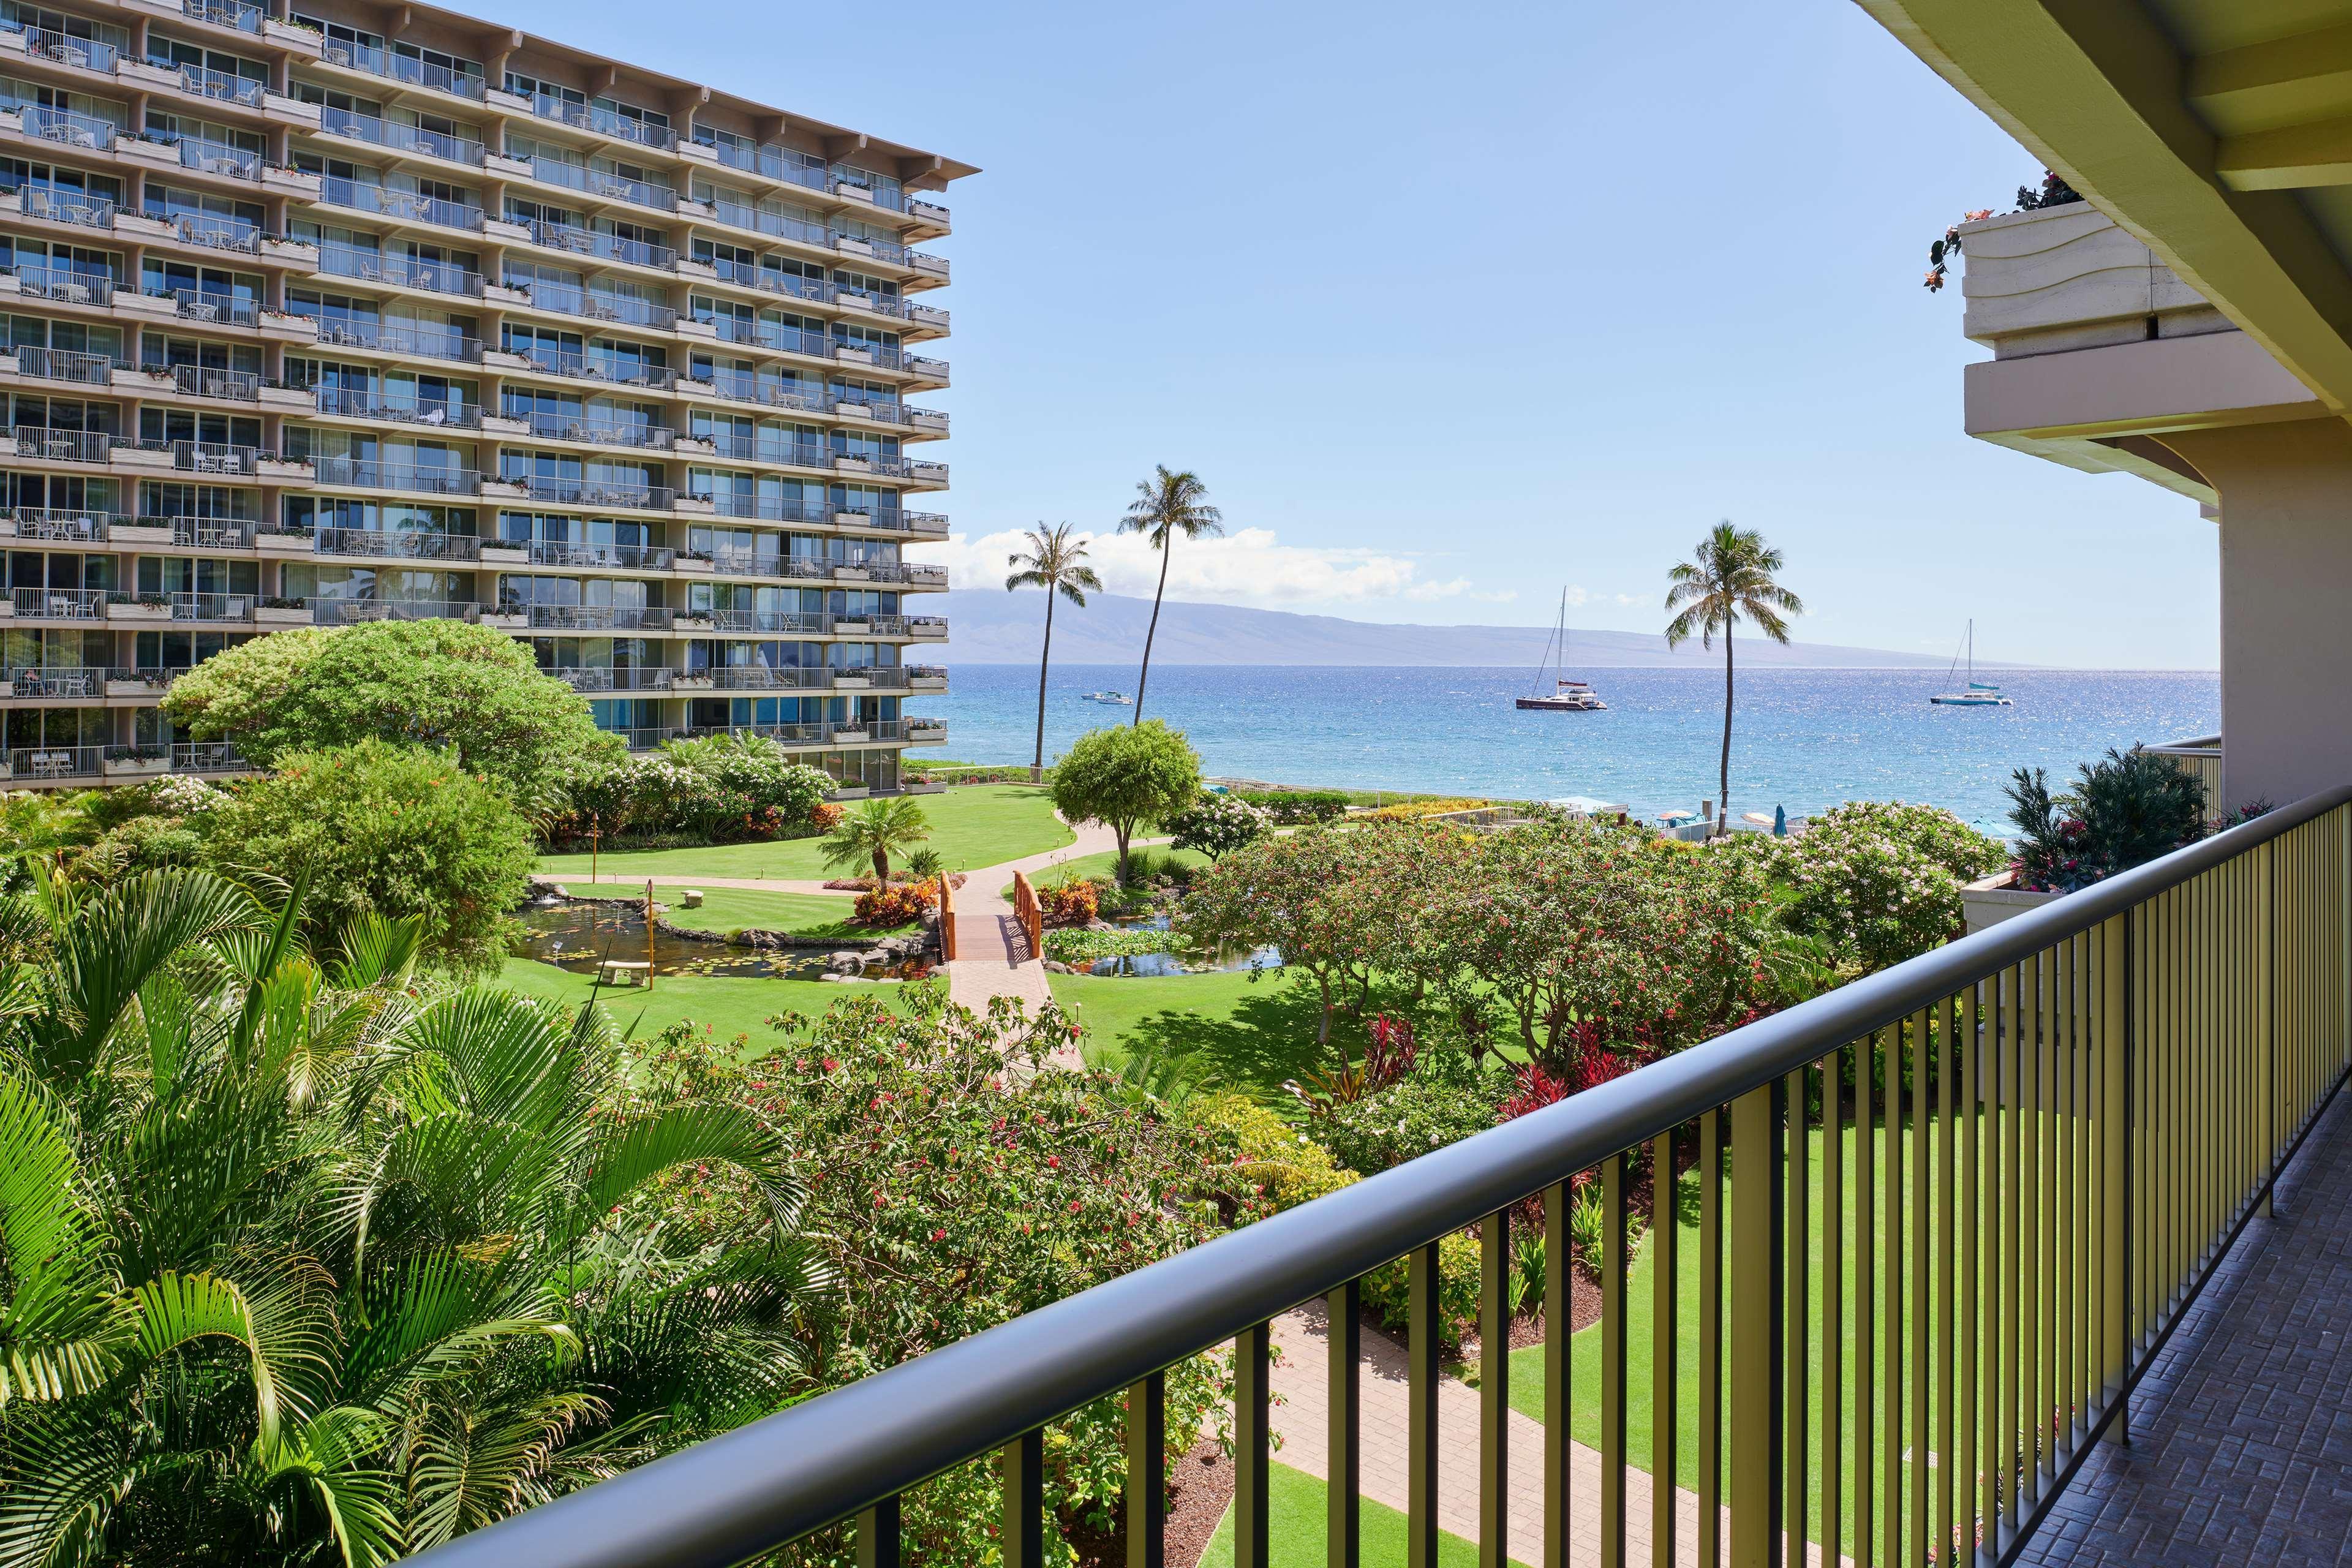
left=2015, top=1088, right=2352, bottom=1567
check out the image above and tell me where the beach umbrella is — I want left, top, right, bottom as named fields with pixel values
left=1743, top=811, right=1773, bottom=827
left=1773, top=804, right=1788, bottom=836
left=1657, top=808, right=1697, bottom=823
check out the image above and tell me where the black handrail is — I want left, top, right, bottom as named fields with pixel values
left=407, top=780, right=2352, bottom=1568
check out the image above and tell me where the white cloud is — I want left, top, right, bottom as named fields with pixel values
left=922, top=526, right=1517, bottom=609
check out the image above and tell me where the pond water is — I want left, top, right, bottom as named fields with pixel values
left=1080, top=914, right=1282, bottom=978
left=511, top=900, right=931, bottom=982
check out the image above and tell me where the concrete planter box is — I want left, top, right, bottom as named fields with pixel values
left=483, top=612, right=530, bottom=630
left=834, top=347, right=874, bottom=368
left=255, top=605, right=311, bottom=625
left=111, top=524, right=176, bottom=546
left=107, top=601, right=172, bottom=624
left=1961, top=870, right=2060, bottom=937
left=673, top=557, right=714, bottom=573
left=830, top=786, right=871, bottom=801
left=833, top=676, right=872, bottom=692
left=255, top=530, right=312, bottom=557
left=832, top=567, right=870, bottom=582
left=833, top=619, right=872, bottom=634
left=833, top=456, right=872, bottom=474
left=103, top=755, right=170, bottom=779
left=909, top=623, right=948, bottom=640
left=831, top=728, right=869, bottom=742
left=480, top=545, right=526, bottom=565
left=107, top=677, right=163, bottom=696
left=673, top=674, right=714, bottom=690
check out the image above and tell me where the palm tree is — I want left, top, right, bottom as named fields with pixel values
left=1118, top=466, right=1223, bottom=725
left=1005, top=523, right=1102, bottom=783
left=819, top=795, right=932, bottom=881
left=1664, top=521, right=1805, bottom=832
left=0, top=868, right=821, bottom=1566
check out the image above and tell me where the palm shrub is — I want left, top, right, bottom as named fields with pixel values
left=2007, top=747, right=2207, bottom=893
left=818, top=795, right=932, bottom=881
left=0, top=868, right=825, bottom=1566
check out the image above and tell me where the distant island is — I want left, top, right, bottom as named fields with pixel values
left=940, top=589, right=2010, bottom=669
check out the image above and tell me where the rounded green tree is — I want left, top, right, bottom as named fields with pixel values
left=1050, top=720, right=1203, bottom=884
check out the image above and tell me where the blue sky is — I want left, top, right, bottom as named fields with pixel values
left=485, top=0, right=2218, bottom=668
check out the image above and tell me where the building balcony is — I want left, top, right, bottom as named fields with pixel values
left=6, top=744, right=101, bottom=782
left=552, top=666, right=674, bottom=692
left=905, top=664, right=948, bottom=692
left=903, top=717, right=946, bottom=745
left=314, top=37, right=487, bottom=104
left=312, top=318, right=484, bottom=364
left=525, top=540, right=676, bottom=572
left=319, top=175, right=484, bottom=234
left=2147, top=734, right=2222, bottom=812
left=314, top=526, right=482, bottom=562
left=309, top=598, right=481, bottom=626
left=518, top=91, right=677, bottom=153
left=698, top=665, right=836, bottom=692
left=8, top=586, right=106, bottom=621
left=4, top=665, right=102, bottom=699
left=521, top=154, right=677, bottom=214
left=167, top=591, right=254, bottom=624
left=515, top=280, right=679, bottom=333
left=316, top=241, right=485, bottom=299
left=170, top=740, right=250, bottom=775
left=514, top=410, right=676, bottom=452
left=312, top=386, right=482, bottom=431
left=523, top=604, right=675, bottom=631
left=497, top=343, right=677, bottom=393
left=7, top=506, right=116, bottom=543
left=520, top=217, right=676, bottom=273
left=312, top=456, right=481, bottom=497
left=317, top=105, right=486, bottom=168
left=503, top=473, right=674, bottom=512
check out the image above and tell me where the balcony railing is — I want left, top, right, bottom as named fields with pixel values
left=161, top=286, right=260, bottom=326
left=553, top=666, right=673, bottom=692
left=20, top=187, right=114, bottom=228
left=319, top=105, right=486, bottom=167
left=320, top=39, right=486, bottom=102
left=9, top=506, right=116, bottom=541
left=313, top=456, right=480, bottom=496
left=321, top=175, right=485, bottom=233
left=171, top=739, right=247, bottom=772
left=706, top=258, right=829, bottom=304
left=704, top=665, right=831, bottom=691
left=12, top=427, right=114, bottom=464
left=527, top=155, right=676, bottom=213
left=508, top=343, right=677, bottom=390
left=309, top=598, right=480, bottom=625
left=318, top=241, right=485, bottom=297
left=315, top=526, right=481, bottom=560
left=13, top=345, right=113, bottom=385
left=523, top=603, right=674, bottom=631
left=839, top=507, right=950, bottom=535
left=312, top=318, right=484, bottom=363
left=705, top=315, right=829, bottom=357
left=701, top=373, right=827, bottom=415
left=14, top=265, right=113, bottom=306
left=171, top=134, right=262, bottom=179
left=23, top=27, right=116, bottom=71
left=409, top=786, right=2352, bottom=1568
left=696, top=137, right=828, bottom=192
left=182, top=0, right=263, bottom=33
left=703, top=608, right=827, bottom=635
left=174, top=64, right=267, bottom=108
left=312, top=386, right=481, bottom=429
left=154, top=514, right=257, bottom=548
left=525, top=93, right=677, bottom=152
left=5, top=665, right=101, bottom=698
left=163, top=210, right=263, bottom=252
left=509, top=473, right=672, bottom=510
left=522, top=218, right=674, bottom=271
left=170, top=440, right=260, bottom=477
left=519, top=279, right=678, bottom=331
left=519, top=410, right=674, bottom=450
left=706, top=437, right=827, bottom=471
left=7, top=744, right=100, bottom=779
left=609, top=724, right=684, bottom=750
left=22, top=105, right=118, bottom=151
left=164, top=363, right=263, bottom=402
left=525, top=540, right=676, bottom=571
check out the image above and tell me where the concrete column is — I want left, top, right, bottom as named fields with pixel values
left=2161, top=418, right=2352, bottom=813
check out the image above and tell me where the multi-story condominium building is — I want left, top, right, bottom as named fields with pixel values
left=0, top=0, right=968, bottom=793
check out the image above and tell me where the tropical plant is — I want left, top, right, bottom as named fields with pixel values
left=162, top=619, right=622, bottom=809
left=1165, top=792, right=1272, bottom=860
left=1118, top=466, right=1223, bottom=723
left=1003, top=522, right=1102, bottom=783
left=2005, top=747, right=2207, bottom=893
left=0, top=869, right=823, bottom=1566
left=905, top=846, right=946, bottom=881
left=1663, top=522, right=1805, bottom=831
left=818, top=795, right=932, bottom=881
left=1178, top=823, right=1384, bottom=1046
left=199, top=739, right=537, bottom=976
left=1924, top=170, right=2080, bottom=291
left=1050, top=722, right=1203, bottom=885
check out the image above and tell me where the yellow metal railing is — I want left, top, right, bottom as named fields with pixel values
left=2146, top=734, right=2223, bottom=815
left=413, top=791, right=2352, bottom=1568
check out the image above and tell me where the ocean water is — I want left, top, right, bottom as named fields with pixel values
left=910, top=665, right=2220, bottom=835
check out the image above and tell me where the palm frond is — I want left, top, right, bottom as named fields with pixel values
left=130, top=1266, right=336, bottom=1446
left=38, top=871, right=261, bottom=1088
left=0, top=1071, right=126, bottom=1406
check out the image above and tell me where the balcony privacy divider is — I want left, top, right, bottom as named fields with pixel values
left=406, top=785, right=2352, bottom=1568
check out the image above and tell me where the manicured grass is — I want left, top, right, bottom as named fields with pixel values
left=537, top=785, right=1071, bottom=881
left=1049, top=970, right=1332, bottom=1098
left=1199, top=1461, right=1522, bottom=1568
left=559, top=885, right=903, bottom=945
left=1027, top=845, right=1213, bottom=891
left=1506, top=1122, right=2008, bottom=1551
left=496, top=955, right=906, bottom=1046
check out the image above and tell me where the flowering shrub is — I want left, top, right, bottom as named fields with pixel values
left=550, top=734, right=833, bottom=845
left=145, top=774, right=225, bottom=815
left=1363, top=1229, right=1482, bottom=1352
left=1187, top=1093, right=1359, bottom=1211
left=1165, top=791, right=1272, bottom=859
left=1739, top=801, right=2005, bottom=972
left=629, top=993, right=1262, bottom=1565
left=1364, top=797, right=1494, bottom=821
left=1226, top=788, right=1349, bottom=824
left=851, top=880, right=936, bottom=929
left=1309, top=1055, right=1513, bottom=1177
left=1035, top=877, right=1099, bottom=926
left=2007, top=749, right=2207, bottom=894
left=809, top=801, right=846, bottom=832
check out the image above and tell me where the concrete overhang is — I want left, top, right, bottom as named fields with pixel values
left=1858, top=0, right=2352, bottom=419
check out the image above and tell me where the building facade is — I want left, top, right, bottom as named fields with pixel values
left=0, top=0, right=967, bottom=792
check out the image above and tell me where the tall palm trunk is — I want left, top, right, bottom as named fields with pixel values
left=1718, top=622, right=1734, bottom=831
left=1031, top=590, right=1056, bottom=784
left=1134, top=535, right=1174, bottom=726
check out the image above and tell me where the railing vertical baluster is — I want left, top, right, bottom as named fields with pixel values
left=1003, top=1429, right=1044, bottom=1568
left=1602, top=1152, right=1627, bottom=1568
left=1126, top=1372, right=1165, bottom=1568
left=2103, top=910, right=2130, bottom=1446
left=1698, top=1115, right=1723, bottom=1568
left=1855, top=1027, right=1877, bottom=1568
left=1652, top=1129, right=1678, bottom=1568
left=1909, top=1006, right=1931, bottom=1564
left=2034, top=943, right=2055, bottom=1504
left=1544, top=1184, right=1571, bottom=1568
left=1936, top=995, right=1958, bottom=1564
left=1236, top=1322, right=1270, bottom=1568
left=856, top=1496, right=899, bottom=1568
left=2001, top=960, right=2022, bottom=1544
left=2264, top=841, right=2278, bottom=1215
left=1410, top=1243, right=1441, bottom=1568
left=1960, top=984, right=1986, bottom=1561
left=1481, top=1210, right=1511, bottom=1568
left=1823, top=1052, right=1846, bottom=1568
left=1330, top=1279, right=1361, bottom=1568
left=2055, top=939, right=2076, bottom=1455
left=1727, top=1082, right=1782, bottom=1568
left=1880, top=1016, right=1902, bottom=1568
left=1780, top=1071, right=1806, bottom=1568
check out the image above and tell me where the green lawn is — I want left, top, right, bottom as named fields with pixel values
left=1199, top=1461, right=1523, bottom=1568
left=1507, top=1121, right=2009, bottom=1553
left=554, top=885, right=902, bottom=945
left=496, top=955, right=906, bottom=1046
left=1049, top=970, right=1341, bottom=1098
left=538, top=785, right=1071, bottom=881
left=1023, top=845, right=1212, bottom=894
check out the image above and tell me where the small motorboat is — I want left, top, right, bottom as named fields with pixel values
left=1082, top=691, right=1133, bottom=706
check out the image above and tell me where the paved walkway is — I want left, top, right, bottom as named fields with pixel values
left=2016, top=1089, right=2352, bottom=1568
left=943, top=821, right=1146, bottom=1067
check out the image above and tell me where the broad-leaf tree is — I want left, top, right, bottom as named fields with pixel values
left=1003, top=523, right=1102, bottom=784
left=1663, top=522, right=1804, bottom=831
left=1049, top=722, right=1202, bottom=884
left=1117, top=467, right=1223, bottom=724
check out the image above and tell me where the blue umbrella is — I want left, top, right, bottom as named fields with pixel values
left=1773, top=804, right=1788, bottom=836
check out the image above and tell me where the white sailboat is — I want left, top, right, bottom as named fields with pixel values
left=1517, top=589, right=1608, bottom=711
left=1929, top=620, right=2013, bottom=706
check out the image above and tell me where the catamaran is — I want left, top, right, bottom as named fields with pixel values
left=1929, top=620, right=2013, bottom=706
left=1517, top=589, right=1609, bottom=712
left=1082, top=691, right=1133, bottom=706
